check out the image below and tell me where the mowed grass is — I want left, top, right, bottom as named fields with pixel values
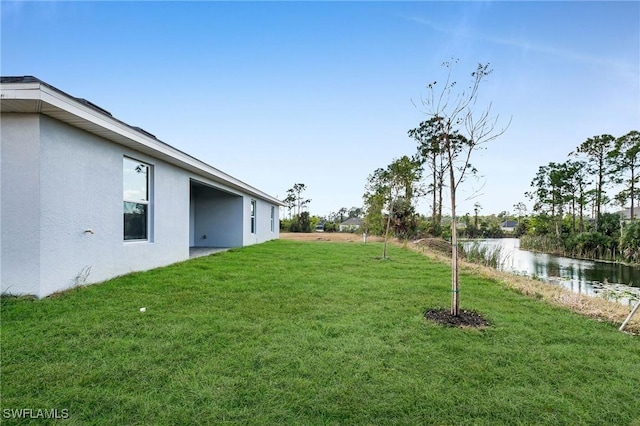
left=2, top=240, right=639, bottom=425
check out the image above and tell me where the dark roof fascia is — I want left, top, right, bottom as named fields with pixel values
left=0, top=76, right=42, bottom=84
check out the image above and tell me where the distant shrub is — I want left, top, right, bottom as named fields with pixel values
left=620, top=221, right=640, bottom=263
left=281, top=213, right=312, bottom=233
left=323, top=222, right=338, bottom=233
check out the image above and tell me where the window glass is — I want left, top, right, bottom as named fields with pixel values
left=251, top=200, right=257, bottom=234
left=123, top=158, right=148, bottom=202
left=124, top=202, right=148, bottom=240
left=270, top=206, right=275, bottom=232
left=123, top=157, right=150, bottom=241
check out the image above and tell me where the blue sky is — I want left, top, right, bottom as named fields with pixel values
left=2, top=1, right=638, bottom=218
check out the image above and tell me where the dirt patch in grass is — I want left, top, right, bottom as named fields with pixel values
left=424, top=308, right=490, bottom=328
left=412, top=238, right=453, bottom=255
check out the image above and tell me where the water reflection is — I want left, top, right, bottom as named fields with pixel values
left=463, top=239, right=640, bottom=305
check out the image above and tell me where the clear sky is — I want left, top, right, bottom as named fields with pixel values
left=2, top=1, right=638, bottom=218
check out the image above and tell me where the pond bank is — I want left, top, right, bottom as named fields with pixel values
left=460, top=238, right=640, bottom=305
left=279, top=233, right=639, bottom=333
left=407, top=237, right=639, bottom=334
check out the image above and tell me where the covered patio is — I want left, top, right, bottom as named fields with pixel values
left=189, top=180, right=243, bottom=252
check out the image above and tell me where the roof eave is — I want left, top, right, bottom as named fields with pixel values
left=0, top=80, right=284, bottom=206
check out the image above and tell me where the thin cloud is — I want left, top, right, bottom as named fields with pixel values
left=487, top=34, right=635, bottom=72
left=400, top=12, right=638, bottom=82
left=400, top=14, right=453, bottom=35
left=1, top=1, right=62, bottom=26
left=399, top=13, right=476, bottom=39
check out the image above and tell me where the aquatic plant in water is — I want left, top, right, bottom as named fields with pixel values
left=459, top=241, right=504, bottom=269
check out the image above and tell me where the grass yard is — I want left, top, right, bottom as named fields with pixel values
left=2, top=240, right=639, bottom=425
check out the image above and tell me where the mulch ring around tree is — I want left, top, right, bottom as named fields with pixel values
left=424, top=308, right=490, bottom=329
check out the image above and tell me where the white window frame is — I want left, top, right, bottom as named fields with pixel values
left=270, top=206, right=275, bottom=232
left=123, top=156, right=152, bottom=242
left=250, top=199, right=257, bottom=234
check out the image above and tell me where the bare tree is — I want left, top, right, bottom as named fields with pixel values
left=291, top=183, right=311, bottom=216
left=418, top=59, right=509, bottom=316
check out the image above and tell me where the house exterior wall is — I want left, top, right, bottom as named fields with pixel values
left=1, top=114, right=41, bottom=296
left=1, top=112, right=280, bottom=298
left=4, top=115, right=190, bottom=297
left=243, top=197, right=279, bottom=246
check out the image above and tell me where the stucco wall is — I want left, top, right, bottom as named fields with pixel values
left=0, top=118, right=1, bottom=294
left=35, top=115, right=191, bottom=297
left=1, top=114, right=41, bottom=296
left=243, top=197, right=279, bottom=246
left=1, top=112, right=280, bottom=297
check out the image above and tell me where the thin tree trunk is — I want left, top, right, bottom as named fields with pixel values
left=432, top=154, right=437, bottom=230
left=437, top=163, right=444, bottom=232
left=450, top=207, right=459, bottom=315
left=437, top=187, right=443, bottom=228
left=579, top=183, right=584, bottom=233
left=571, top=197, right=576, bottom=233
left=448, top=141, right=459, bottom=316
left=631, top=166, right=635, bottom=220
left=579, top=194, right=584, bottom=233
left=596, top=160, right=604, bottom=232
left=383, top=196, right=395, bottom=259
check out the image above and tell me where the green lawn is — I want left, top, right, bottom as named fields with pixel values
left=2, top=240, right=639, bottom=425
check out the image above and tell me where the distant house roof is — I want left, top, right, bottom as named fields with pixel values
left=500, top=221, right=518, bottom=228
left=0, top=76, right=283, bottom=206
left=341, top=217, right=363, bottom=227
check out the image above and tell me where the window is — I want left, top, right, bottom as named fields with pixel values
left=250, top=200, right=257, bottom=234
left=270, top=206, right=275, bottom=232
left=123, top=157, right=150, bottom=241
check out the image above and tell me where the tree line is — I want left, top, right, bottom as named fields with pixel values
left=280, top=183, right=312, bottom=232
left=280, top=183, right=364, bottom=232
left=522, top=131, right=639, bottom=262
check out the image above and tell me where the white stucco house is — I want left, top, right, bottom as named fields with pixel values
left=339, top=217, right=363, bottom=232
left=1, top=76, right=283, bottom=298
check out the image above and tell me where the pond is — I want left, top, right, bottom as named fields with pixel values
left=462, top=238, right=640, bottom=305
